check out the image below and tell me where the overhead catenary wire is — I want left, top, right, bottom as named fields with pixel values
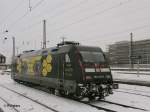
left=76, top=1, right=150, bottom=37
left=10, top=0, right=91, bottom=34
left=79, top=23, right=150, bottom=42
left=12, top=22, right=150, bottom=51
left=13, top=0, right=150, bottom=43
left=1, top=0, right=150, bottom=56
left=27, top=0, right=75, bottom=23
left=13, top=0, right=130, bottom=36
left=2, top=0, right=148, bottom=42
left=45, top=0, right=107, bottom=29
left=7, top=0, right=45, bottom=30
left=14, top=0, right=150, bottom=39
left=48, top=0, right=132, bottom=33
left=45, top=0, right=92, bottom=20
left=10, top=0, right=136, bottom=49
left=32, top=0, right=45, bottom=9
left=17, top=0, right=150, bottom=35
left=0, top=0, right=26, bottom=27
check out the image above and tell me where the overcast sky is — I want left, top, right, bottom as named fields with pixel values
left=0, top=0, right=150, bottom=62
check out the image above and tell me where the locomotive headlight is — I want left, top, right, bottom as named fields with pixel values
left=78, top=83, right=83, bottom=87
left=86, top=76, right=92, bottom=80
left=100, top=68, right=110, bottom=72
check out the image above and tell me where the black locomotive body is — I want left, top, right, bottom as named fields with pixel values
left=11, top=41, right=115, bottom=100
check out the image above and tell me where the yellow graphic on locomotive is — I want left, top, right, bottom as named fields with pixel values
left=27, top=58, right=35, bottom=75
left=42, top=54, right=52, bottom=77
left=16, top=54, right=52, bottom=77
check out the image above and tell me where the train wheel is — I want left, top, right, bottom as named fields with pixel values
left=88, top=95, right=95, bottom=101
left=64, top=90, right=69, bottom=96
left=49, top=88, right=55, bottom=94
left=54, top=89, right=60, bottom=96
left=59, top=90, right=65, bottom=96
left=14, top=79, right=21, bottom=83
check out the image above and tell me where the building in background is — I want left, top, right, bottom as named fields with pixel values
left=0, top=53, right=6, bottom=70
left=108, top=39, right=150, bottom=65
left=0, top=53, right=6, bottom=64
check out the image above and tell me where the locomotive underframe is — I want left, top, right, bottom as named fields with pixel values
left=12, top=73, right=113, bottom=100
left=77, top=83, right=113, bottom=99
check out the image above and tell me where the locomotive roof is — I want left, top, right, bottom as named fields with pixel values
left=76, top=46, right=102, bottom=52
left=18, top=45, right=102, bottom=58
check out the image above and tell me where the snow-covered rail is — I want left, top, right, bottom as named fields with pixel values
left=119, top=87, right=150, bottom=95
left=0, top=96, right=19, bottom=112
left=87, top=103, right=117, bottom=112
left=1, top=74, right=150, bottom=112
left=87, top=100, right=149, bottom=112
left=20, top=82, right=146, bottom=112
left=98, top=100, right=148, bottom=111
left=0, top=84, right=59, bottom=112
left=0, top=83, right=117, bottom=112
left=20, top=82, right=149, bottom=112
left=114, top=79, right=150, bottom=87
left=114, top=89, right=150, bottom=98
left=21, top=83, right=117, bottom=112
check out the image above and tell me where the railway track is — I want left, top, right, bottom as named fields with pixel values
left=21, top=83, right=150, bottom=111
left=114, top=79, right=150, bottom=87
left=99, top=100, right=148, bottom=111
left=80, top=99, right=149, bottom=112
left=62, top=91, right=149, bottom=112
left=0, top=84, right=117, bottom=112
left=115, top=89, right=150, bottom=98
left=119, top=88, right=150, bottom=94
left=0, top=96, right=19, bottom=112
left=116, top=72, right=150, bottom=75
left=28, top=84, right=142, bottom=112
left=0, top=84, right=59, bottom=112
left=86, top=103, right=116, bottom=112
left=21, top=85, right=118, bottom=112
left=1, top=82, right=149, bottom=112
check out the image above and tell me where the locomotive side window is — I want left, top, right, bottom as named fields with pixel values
left=65, top=54, right=70, bottom=63
left=65, top=54, right=73, bottom=77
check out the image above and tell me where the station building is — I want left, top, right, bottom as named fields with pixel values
left=0, top=53, right=6, bottom=64
left=0, top=53, right=6, bottom=70
left=108, top=39, right=150, bottom=65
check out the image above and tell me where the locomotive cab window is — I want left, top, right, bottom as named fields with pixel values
left=80, top=51, right=105, bottom=63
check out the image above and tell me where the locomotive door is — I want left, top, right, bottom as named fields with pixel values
left=57, top=54, right=65, bottom=89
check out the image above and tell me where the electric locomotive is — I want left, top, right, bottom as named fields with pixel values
left=11, top=41, right=117, bottom=100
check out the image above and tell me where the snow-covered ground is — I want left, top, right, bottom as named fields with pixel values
left=112, top=70, right=150, bottom=82
left=0, top=73, right=150, bottom=112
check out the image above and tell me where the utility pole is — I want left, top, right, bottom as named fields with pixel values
left=12, top=37, right=15, bottom=61
left=130, top=32, right=134, bottom=69
left=3, top=30, right=15, bottom=61
left=43, top=20, right=46, bottom=49
left=29, top=0, right=32, bottom=11
left=16, top=47, right=19, bottom=55
left=60, top=37, right=66, bottom=43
